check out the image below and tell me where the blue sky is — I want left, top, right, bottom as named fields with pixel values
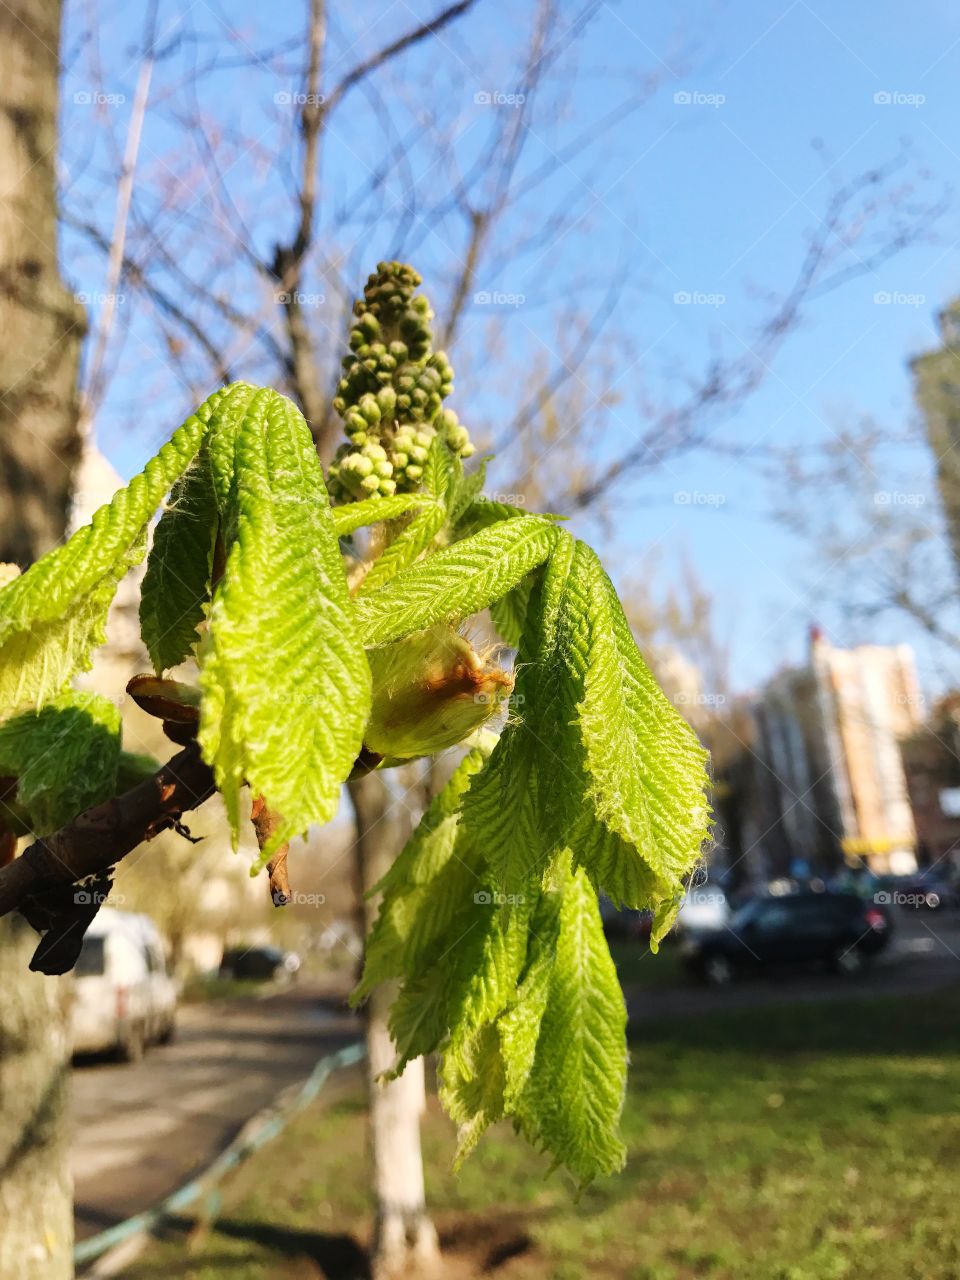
left=60, top=0, right=960, bottom=695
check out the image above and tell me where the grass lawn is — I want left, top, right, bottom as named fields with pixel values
left=123, top=985, right=960, bottom=1280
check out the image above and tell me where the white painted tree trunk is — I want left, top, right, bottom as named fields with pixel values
left=349, top=771, right=439, bottom=1279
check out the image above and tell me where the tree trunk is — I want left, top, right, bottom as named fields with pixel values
left=0, top=0, right=84, bottom=567
left=349, top=771, right=440, bottom=1280
left=0, top=919, right=73, bottom=1279
left=0, top=1, right=84, bottom=1274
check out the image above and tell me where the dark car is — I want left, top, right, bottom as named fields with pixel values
left=680, top=891, right=892, bottom=986
left=219, top=945, right=300, bottom=982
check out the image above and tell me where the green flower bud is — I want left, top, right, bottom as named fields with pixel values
left=377, top=387, right=397, bottom=418
left=405, top=464, right=423, bottom=481
left=379, top=478, right=397, bottom=496
left=409, top=445, right=429, bottom=463
left=362, top=442, right=388, bottom=462
left=364, top=626, right=514, bottom=759
left=374, top=460, right=393, bottom=479
left=358, top=394, right=381, bottom=424
left=360, top=473, right=381, bottom=494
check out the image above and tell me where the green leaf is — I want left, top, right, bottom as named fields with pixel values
left=353, top=748, right=488, bottom=1001
left=447, top=460, right=489, bottom=526
left=0, top=692, right=121, bottom=834
left=140, top=451, right=219, bottom=673
left=388, top=891, right=529, bottom=1073
left=0, top=546, right=140, bottom=711
left=0, top=385, right=238, bottom=710
left=356, top=516, right=558, bottom=646
left=197, top=388, right=370, bottom=856
left=507, top=535, right=710, bottom=925
left=515, top=861, right=627, bottom=1185
left=498, top=887, right=562, bottom=1110
left=422, top=434, right=460, bottom=501
left=438, top=1021, right=506, bottom=1167
left=458, top=708, right=544, bottom=897
left=356, top=500, right=446, bottom=595
left=557, top=541, right=711, bottom=916
left=489, top=577, right=532, bottom=647
left=332, top=494, right=430, bottom=537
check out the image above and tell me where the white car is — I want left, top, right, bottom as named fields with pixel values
left=71, top=909, right=177, bottom=1061
left=675, top=883, right=730, bottom=933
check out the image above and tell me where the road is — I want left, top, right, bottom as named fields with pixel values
left=71, top=982, right=361, bottom=1245
left=628, top=906, right=960, bottom=1020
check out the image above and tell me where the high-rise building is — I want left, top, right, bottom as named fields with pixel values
left=912, top=300, right=960, bottom=577
left=746, top=630, right=923, bottom=875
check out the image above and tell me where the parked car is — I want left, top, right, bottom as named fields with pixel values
left=680, top=891, right=893, bottom=986
left=219, top=944, right=300, bottom=982
left=71, top=909, right=177, bottom=1060
left=675, top=881, right=729, bottom=933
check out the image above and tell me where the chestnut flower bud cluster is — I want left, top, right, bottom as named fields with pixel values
left=328, top=262, right=475, bottom=501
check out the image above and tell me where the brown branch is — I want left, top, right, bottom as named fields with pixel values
left=269, top=0, right=479, bottom=456
left=320, top=0, right=477, bottom=123
left=0, top=743, right=216, bottom=920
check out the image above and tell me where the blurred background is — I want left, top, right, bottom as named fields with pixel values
left=3, top=0, right=960, bottom=1277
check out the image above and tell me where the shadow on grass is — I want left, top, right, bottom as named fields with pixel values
left=632, top=981, right=960, bottom=1057
left=129, top=1215, right=371, bottom=1278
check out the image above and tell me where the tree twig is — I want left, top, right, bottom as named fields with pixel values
left=0, top=743, right=216, bottom=920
